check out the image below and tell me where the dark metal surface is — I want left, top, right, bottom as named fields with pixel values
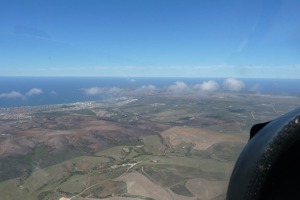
left=227, top=107, right=300, bottom=200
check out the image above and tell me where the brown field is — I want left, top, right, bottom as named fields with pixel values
left=87, top=197, right=138, bottom=200
left=23, top=156, right=109, bottom=191
left=102, top=198, right=138, bottom=200
left=60, top=196, right=139, bottom=200
left=117, top=172, right=173, bottom=200
left=0, top=116, right=154, bottom=157
left=167, top=189, right=197, bottom=200
left=185, top=178, right=228, bottom=200
left=161, top=126, right=242, bottom=150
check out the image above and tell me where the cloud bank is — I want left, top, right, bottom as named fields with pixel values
left=135, top=85, right=157, bottom=94
left=194, top=80, right=219, bottom=92
left=25, top=88, right=43, bottom=96
left=0, top=91, right=23, bottom=98
left=250, top=84, right=261, bottom=93
left=107, top=87, right=123, bottom=95
left=223, top=78, right=245, bottom=91
left=50, top=90, right=57, bottom=95
left=0, top=88, right=43, bottom=99
left=83, top=87, right=104, bottom=95
left=168, top=81, right=189, bottom=93
left=83, top=78, right=246, bottom=97
left=83, top=86, right=123, bottom=96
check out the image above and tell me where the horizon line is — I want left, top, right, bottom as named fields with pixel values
left=0, top=75, right=299, bottom=80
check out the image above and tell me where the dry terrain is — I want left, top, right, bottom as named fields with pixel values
left=161, top=126, right=242, bottom=150
left=0, top=93, right=299, bottom=200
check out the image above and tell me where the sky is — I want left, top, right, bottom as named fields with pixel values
left=0, top=0, right=300, bottom=78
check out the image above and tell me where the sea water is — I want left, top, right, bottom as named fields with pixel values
left=0, top=77, right=299, bottom=107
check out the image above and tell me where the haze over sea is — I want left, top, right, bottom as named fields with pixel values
left=0, top=77, right=300, bottom=108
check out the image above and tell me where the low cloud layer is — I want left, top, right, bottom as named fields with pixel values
left=223, top=78, right=245, bottom=91
left=135, top=85, right=157, bottom=94
left=107, top=87, right=123, bottom=95
left=25, top=88, right=43, bottom=96
left=83, top=87, right=104, bottom=95
left=250, top=84, right=261, bottom=93
left=168, top=81, right=189, bottom=93
left=83, top=86, right=123, bottom=96
left=0, top=88, right=43, bottom=99
left=50, top=90, right=57, bottom=95
left=83, top=78, right=246, bottom=97
left=194, top=80, right=219, bottom=92
left=0, top=91, right=23, bottom=98
left=168, top=79, right=245, bottom=93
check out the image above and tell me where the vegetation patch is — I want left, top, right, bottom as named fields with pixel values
left=143, top=135, right=165, bottom=155
left=185, top=178, right=228, bottom=200
left=206, top=142, right=245, bottom=161
left=169, top=181, right=194, bottom=197
left=59, top=174, right=89, bottom=194
left=143, top=165, right=185, bottom=187
left=0, top=179, right=35, bottom=200
left=81, top=180, right=127, bottom=198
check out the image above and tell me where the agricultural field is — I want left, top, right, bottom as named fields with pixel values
left=0, top=93, right=300, bottom=199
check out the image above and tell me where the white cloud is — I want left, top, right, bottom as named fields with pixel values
left=168, top=81, right=189, bottom=93
left=0, top=88, right=43, bottom=99
left=135, top=85, right=157, bottom=94
left=141, top=85, right=156, bottom=90
left=25, top=88, right=43, bottom=96
left=0, top=91, right=23, bottom=98
left=83, top=87, right=104, bottom=95
left=250, top=84, right=261, bottom=93
left=194, top=80, right=219, bottom=92
left=223, top=78, right=245, bottom=92
left=50, top=90, right=57, bottom=95
left=83, top=86, right=123, bottom=96
left=107, top=87, right=123, bottom=95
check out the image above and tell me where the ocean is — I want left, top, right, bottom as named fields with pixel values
left=0, top=77, right=300, bottom=108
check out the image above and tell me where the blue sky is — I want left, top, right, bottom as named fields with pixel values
left=0, top=0, right=300, bottom=78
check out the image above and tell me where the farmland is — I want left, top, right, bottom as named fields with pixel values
left=0, top=92, right=299, bottom=199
